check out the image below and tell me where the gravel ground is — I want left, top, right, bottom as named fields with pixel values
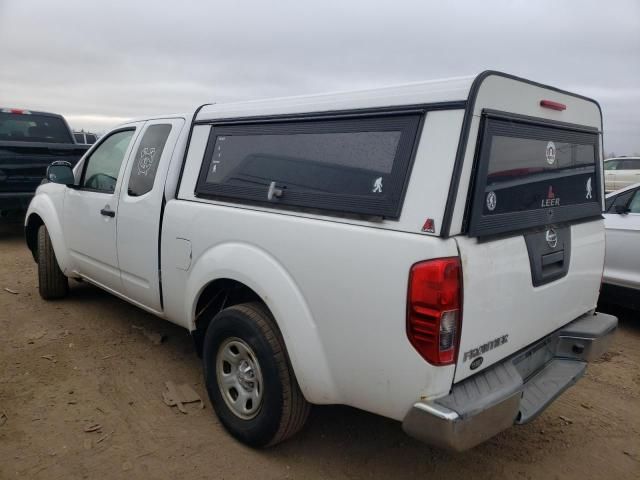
left=0, top=223, right=638, bottom=479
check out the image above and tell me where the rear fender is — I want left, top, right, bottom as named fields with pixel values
left=186, top=242, right=338, bottom=404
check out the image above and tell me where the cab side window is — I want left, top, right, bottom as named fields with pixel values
left=622, top=159, right=640, bottom=170
left=604, top=160, right=619, bottom=170
left=628, top=190, right=640, bottom=214
left=607, top=189, right=638, bottom=212
left=127, top=124, right=172, bottom=197
left=82, top=129, right=135, bottom=193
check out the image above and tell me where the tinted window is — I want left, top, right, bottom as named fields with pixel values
left=482, top=121, right=598, bottom=216
left=82, top=129, right=135, bottom=193
left=0, top=112, right=72, bottom=143
left=205, top=131, right=400, bottom=192
left=606, top=189, right=634, bottom=211
left=469, top=115, right=601, bottom=237
left=487, top=138, right=594, bottom=181
left=127, top=124, right=172, bottom=197
left=604, top=160, right=619, bottom=170
left=621, top=159, right=640, bottom=170
left=629, top=190, right=640, bottom=214
left=196, top=114, right=421, bottom=218
left=74, top=133, right=84, bottom=143
left=86, top=134, right=97, bottom=144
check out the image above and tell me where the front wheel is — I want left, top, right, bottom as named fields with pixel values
left=202, top=302, right=310, bottom=447
left=37, top=225, right=69, bottom=300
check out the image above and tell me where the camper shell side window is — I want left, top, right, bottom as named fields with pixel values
left=194, top=112, right=422, bottom=219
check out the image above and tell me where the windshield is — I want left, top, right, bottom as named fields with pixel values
left=0, top=112, right=72, bottom=143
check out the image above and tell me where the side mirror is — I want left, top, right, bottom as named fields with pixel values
left=46, top=161, right=75, bottom=186
left=614, top=204, right=630, bottom=215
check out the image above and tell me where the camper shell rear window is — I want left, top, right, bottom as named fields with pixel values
left=195, top=112, right=422, bottom=219
left=468, top=112, right=601, bottom=237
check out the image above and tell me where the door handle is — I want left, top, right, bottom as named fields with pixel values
left=100, top=207, right=116, bottom=217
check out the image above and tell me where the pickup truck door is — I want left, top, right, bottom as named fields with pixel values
left=116, top=118, right=185, bottom=312
left=63, top=125, right=141, bottom=291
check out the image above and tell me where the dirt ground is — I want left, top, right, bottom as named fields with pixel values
left=0, top=223, right=638, bottom=480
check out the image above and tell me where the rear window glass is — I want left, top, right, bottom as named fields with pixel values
left=469, top=115, right=601, bottom=236
left=0, top=112, right=72, bottom=143
left=487, top=138, right=594, bottom=182
left=195, top=113, right=421, bottom=218
left=127, top=124, right=172, bottom=197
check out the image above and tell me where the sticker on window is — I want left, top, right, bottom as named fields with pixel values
left=127, top=124, right=172, bottom=197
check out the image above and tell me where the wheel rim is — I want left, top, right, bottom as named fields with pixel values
left=215, top=337, right=264, bottom=420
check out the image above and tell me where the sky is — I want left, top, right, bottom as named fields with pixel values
left=0, top=0, right=638, bottom=155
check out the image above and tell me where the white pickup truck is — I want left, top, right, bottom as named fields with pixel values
left=25, top=71, right=617, bottom=451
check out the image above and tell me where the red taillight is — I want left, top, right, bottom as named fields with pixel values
left=407, top=257, right=462, bottom=365
left=1, top=108, right=31, bottom=114
left=540, top=99, right=566, bottom=111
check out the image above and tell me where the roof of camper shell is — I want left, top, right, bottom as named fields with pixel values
left=195, top=75, right=476, bottom=122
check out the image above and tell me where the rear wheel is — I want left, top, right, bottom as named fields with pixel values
left=202, top=302, right=310, bottom=447
left=37, top=225, right=69, bottom=300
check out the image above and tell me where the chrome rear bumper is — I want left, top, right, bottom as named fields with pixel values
left=402, top=311, right=617, bottom=451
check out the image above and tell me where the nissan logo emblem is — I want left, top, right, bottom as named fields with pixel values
left=545, top=228, right=558, bottom=249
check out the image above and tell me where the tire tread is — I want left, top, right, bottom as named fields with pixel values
left=227, top=303, right=310, bottom=446
left=37, top=225, right=69, bottom=300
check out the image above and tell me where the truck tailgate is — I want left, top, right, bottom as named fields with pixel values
left=453, top=219, right=604, bottom=382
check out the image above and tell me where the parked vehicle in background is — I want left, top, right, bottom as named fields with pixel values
left=602, top=183, right=640, bottom=309
left=0, top=108, right=89, bottom=219
left=604, top=156, right=640, bottom=192
left=73, top=130, right=98, bottom=145
left=25, top=71, right=616, bottom=451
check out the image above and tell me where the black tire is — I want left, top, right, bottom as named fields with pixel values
left=37, top=225, right=69, bottom=300
left=203, top=302, right=310, bottom=447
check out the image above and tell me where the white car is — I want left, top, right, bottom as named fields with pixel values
left=24, top=71, right=616, bottom=451
left=602, top=183, right=640, bottom=308
left=604, top=156, right=640, bottom=192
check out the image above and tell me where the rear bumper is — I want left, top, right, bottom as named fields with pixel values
left=402, top=311, right=617, bottom=451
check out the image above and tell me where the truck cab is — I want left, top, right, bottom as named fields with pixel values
left=0, top=108, right=88, bottom=219
left=25, top=71, right=616, bottom=451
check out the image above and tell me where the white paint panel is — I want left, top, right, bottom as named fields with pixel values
left=454, top=220, right=604, bottom=382
left=197, top=76, right=474, bottom=122
left=116, top=118, right=186, bottom=311
left=161, top=199, right=459, bottom=418
left=399, top=109, right=464, bottom=235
